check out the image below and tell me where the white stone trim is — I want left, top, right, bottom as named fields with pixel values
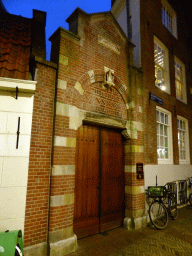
left=0, top=77, right=36, bottom=95
left=58, top=79, right=67, bottom=90
left=74, top=81, right=84, bottom=95
left=56, top=103, right=84, bottom=130
left=24, top=242, right=47, bottom=256
left=126, top=121, right=143, bottom=132
left=50, top=235, right=77, bottom=256
left=56, top=102, right=69, bottom=116
left=124, top=165, right=136, bottom=173
left=54, top=136, right=66, bottom=147
left=98, top=35, right=120, bottom=55
left=139, top=106, right=143, bottom=113
left=52, top=165, right=75, bottom=176
left=50, top=194, right=74, bottom=207
left=125, top=185, right=145, bottom=194
left=87, top=70, right=95, bottom=83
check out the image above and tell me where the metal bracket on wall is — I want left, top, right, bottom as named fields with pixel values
left=16, top=86, right=19, bottom=99
left=16, top=117, right=20, bottom=149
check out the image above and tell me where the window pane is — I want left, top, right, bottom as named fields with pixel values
left=156, top=110, right=159, bottom=122
left=180, top=140, right=183, bottom=149
left=160, top=124, right=163, bottom=135
left=160, top=136, right=164, bottom=147
left=157, top=136, right=160, bottom=146
left=160, top=149, right=163, bottom=158
left=164, top=126, right=167, bottom=136
left=180, top=131, right=183, bottom=141
left=157, top=124, right=160, bottom=134
left=183, top=121, right=185, bottom=130
left=157, top=109, right=171, bottom=161
left=165, top=137, right=168, bottom=147
left=175, top=58, right=185, bottom=102
left=177, top=118, right=188, bottom=161
left=165, top=114, right=168, bottom=124
left=180, top=150, right=183, bottom=160
left=180, top=120, right=182, bottom=129
left=177, top=119, right=179, bottom=128
left=161, top=112, right=164, bottom=123
left=183, top=150, right=186, bottom=160
left=165, top=148, right=168, bottom=159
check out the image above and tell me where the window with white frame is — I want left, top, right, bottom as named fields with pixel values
left=161, top=0, right=177, bottom=38
left=156, top=107, right=173, bottom=164
left=174, top=56, right=187, bottom=103
left=177, top=116, right=190, bottom=163
left=154, top=36, right=170, bottom=94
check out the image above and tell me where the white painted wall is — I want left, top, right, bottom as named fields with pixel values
left=0, top=78, right=35, bottom=233
left=117, top=7, right=128, bottom=37
left=144, top=164, right=192, bottom=216
left=130, top=0, right=141, bottom=67
left=144, top=164, right=192, bottom=188
left=111, top=0, right=141, bottom=67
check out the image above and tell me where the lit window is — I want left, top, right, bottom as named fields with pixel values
left=177, top=116, right=190, bottom=163
left=154, top=37, right=170, bottom=94
left=156, top=107, right=173, bottom=164
left=174, top=57, right=187, bottom=103
left=161, top=0, right=177, bottom=38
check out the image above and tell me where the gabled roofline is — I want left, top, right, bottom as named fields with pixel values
left=66, top=7, right=134, bottom=47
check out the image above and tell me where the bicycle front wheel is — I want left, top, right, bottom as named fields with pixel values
left=169, top=197, right=178, bottom=220
left=149, top=201, right=168, bottom=229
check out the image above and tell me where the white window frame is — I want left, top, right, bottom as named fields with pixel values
left=161, top=0, right=177, bottom=38
left=174, top=56, right=187, bottom=104
left=177, top=116, right=190, bottom=164
left=154, top=36, right=170, bottom=94
left=156, top=106, right=173, bottom=164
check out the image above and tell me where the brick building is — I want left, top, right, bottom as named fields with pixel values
left=24, top=7, right=144, bottom=255
left=0, top=1, right=56, bottom=255
left=112, top=0, right=192, bottom=186
left=1, top=0, right=192, bottom=255
left=0, top=0, right=48, bottom=246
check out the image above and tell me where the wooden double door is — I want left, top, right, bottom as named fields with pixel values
left=74, top=124, right=125, bottom=238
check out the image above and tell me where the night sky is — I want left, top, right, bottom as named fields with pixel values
left=3, top=0, right=111, bottom=60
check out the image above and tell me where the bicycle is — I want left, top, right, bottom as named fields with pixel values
left=147, top=185, right=178, bottom=229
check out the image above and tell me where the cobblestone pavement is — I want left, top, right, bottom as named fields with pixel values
left=67, top=205, right=192, bottom=256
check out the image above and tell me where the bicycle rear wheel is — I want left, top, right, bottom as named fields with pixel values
left=169, top=197, right=178, bottom=220
left=149, top=201, right=168, bottom=229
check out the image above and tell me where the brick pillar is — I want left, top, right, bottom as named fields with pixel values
left=24, top=59, right=57, bottom=255
left=123, top=68, right=146, bottom=230
left=48, top=75, right=81, bottom=254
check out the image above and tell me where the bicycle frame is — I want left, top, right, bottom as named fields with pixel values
left=147, top=185, right=178, bottom=229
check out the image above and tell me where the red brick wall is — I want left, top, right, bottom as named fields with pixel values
left=125, top=193, right=145, bottom=211
left=140, top=0, right=192, bottom=165
left=49, top=11, right=145, bottom=231
left=24, top=60, right=56, bottom=247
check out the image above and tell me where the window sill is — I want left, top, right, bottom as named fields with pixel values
left=179, top=160, right=190, bottom=165
left=158, top=159, right=173, bottom=165
left=155, top=84, right=171, bottom=95
left=176, top=97, right=187, bottom=105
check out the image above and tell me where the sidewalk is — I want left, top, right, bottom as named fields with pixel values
left=67, top=205, right=192, bottom=256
